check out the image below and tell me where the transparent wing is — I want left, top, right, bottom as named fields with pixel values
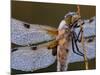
left=11, top=17, right=96, bottom=71
left=11, top=46, right=56, bottom=71
left=11, top=18, right=57, bottom=46
left=69, top=37, right=96, bottom=63
left=75, top=16, right=96, bottom=37
left=69, top=16, right=96, bottom=63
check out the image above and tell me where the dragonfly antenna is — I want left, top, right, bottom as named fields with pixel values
left=77, top=5, right=89, bottom=70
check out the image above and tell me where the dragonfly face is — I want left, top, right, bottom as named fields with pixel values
left=64, top=12, right=81, bottom=27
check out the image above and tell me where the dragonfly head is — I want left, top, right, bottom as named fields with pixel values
left=64, top=12, right=81, bottom=27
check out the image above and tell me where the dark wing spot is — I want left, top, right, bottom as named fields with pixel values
left=66, top=49, right=69, bottom=53
left=89, top=18, right=94, bottom=23
left=24, top=23, right=30, bottom=29
left=31, top=46, right=37, bottom=50
left=11, top=48, right=18, bottom=52
left=52, top=46, right=57, bottom=56
left=87, top=38, right=94, bottom=43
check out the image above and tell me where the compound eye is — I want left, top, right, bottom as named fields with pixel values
left=64, top=16, right=72, bottom=25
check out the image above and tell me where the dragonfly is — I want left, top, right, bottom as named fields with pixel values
left=11, top=12, right=96, bottom=72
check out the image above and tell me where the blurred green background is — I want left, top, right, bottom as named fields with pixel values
left=11, top=1, right=96, bottom=74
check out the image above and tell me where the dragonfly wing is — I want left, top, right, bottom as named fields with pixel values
left=69, top=17, right=96, bottom=63
left=69, top=38, right=96, bottom=63
left=11, top=46, right=56, bottom=71
left=11, top=18, right=57, bottom=46
left=75, top=16, right=96, bottom=37
left=83, top=17, right=96, bottom=37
